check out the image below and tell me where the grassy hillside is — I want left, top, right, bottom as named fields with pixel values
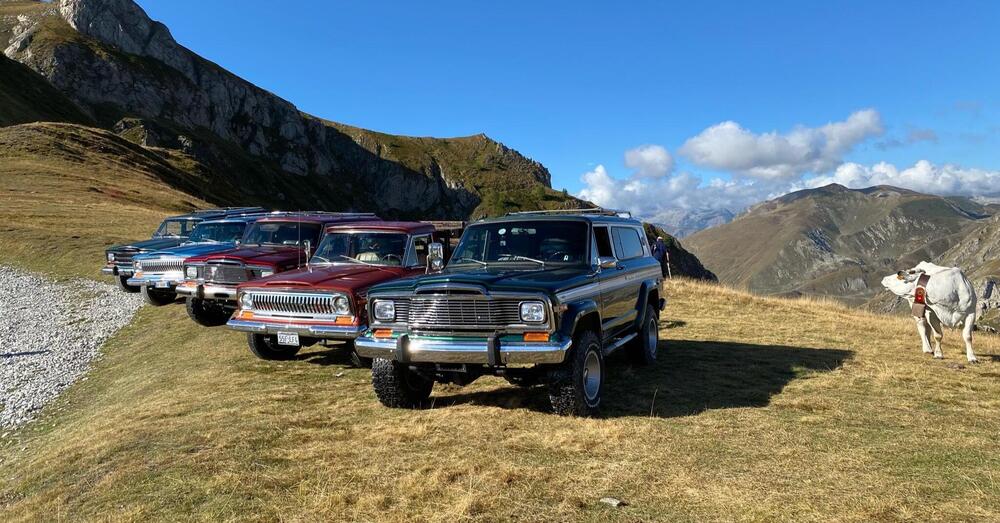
left=1, top=156, right=998, bottom=520
left=0, top=123, right=211, bottom=279
left=686, top=184, right=993, bottom=304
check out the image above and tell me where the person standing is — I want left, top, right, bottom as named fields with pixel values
left=651, top=236, right=668, bottom=278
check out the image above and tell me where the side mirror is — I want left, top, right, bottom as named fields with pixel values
left=427, top=242, right=445, bottom=273
left=598, top=256, right=617, bottom=270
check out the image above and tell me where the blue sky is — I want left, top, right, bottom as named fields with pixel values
left=138, top=1, right=1000, bottom=220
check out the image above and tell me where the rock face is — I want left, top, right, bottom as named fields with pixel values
left=1, top=0, right=569, bottom=218
left=686, top=184, right=996, bottom=304
left=643, top=224, right=717, bottom=282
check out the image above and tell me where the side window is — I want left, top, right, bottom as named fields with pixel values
left=594, top=226, right=614, bottom=258
left=612, top=227, right=644, bottom=260
left=411, top=235, right=430, bottom=266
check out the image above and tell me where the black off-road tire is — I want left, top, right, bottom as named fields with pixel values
left=627, top=304, right=660, bottom=366
left=371, top=358, right=433, bottom=408
left=185, top=298, right=232, bottom=327
left=117, top=275, right=140, bottom=293
left=141, top=285, right=176, bottom=306
left=346, top=341, right=372, bottom=368
left=547, top=329, right=604, bottom=416
left=247, top=333, right=301, bottom=360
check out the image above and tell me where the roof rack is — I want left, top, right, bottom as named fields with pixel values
left=505, top=208, right=632, bottom=218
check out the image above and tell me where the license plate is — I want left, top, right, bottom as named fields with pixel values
left=155, top=281, right=171, bottom=289
left=277, top=332, right=299, bottom=346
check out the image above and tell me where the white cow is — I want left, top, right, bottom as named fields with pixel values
left=881, top=261, right=978, bottom=363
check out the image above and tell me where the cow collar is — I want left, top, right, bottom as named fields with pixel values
left=911, top=273, right=931, bottom=318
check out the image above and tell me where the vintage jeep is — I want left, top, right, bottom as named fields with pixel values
left=355, top=210, right=664, bottom=416
left=128, top=215, right=266, bottom=306
left=102, top=207, right=265, bottom=293
left=178, top=213, right=380, bottom=326
left=227, top=221, right=463, bottom=366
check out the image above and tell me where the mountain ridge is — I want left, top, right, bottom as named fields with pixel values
left=686, top=183, right=997, bottom=304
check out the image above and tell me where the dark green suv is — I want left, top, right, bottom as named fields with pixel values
left=355, top=209, right=664, bottom=416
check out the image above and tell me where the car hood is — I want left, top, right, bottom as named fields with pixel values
left=240, top=264, right=411, bottom=293
left=372, top=265, right=595, bottom=296
left=108, top=237, right=185, bottom=253
left=190, top=245, right=304, bottom=268
left=139, top=242, right=238, bottom=259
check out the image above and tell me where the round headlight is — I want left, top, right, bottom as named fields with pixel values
left=373, top=300, right=395, bottom=321
left=107, top=252, right=115, bottom=262
left=333, top=296, right=350, bottom=315
left=240, top=293, right=253, bottom=310
left=185, top=266, right=198, bottom=279
left=519, top=301, right=546, bottom=323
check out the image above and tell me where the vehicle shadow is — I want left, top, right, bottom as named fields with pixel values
left=435, top=339, right=853, bottom=418
left=296, top=344, right=355, bottom=366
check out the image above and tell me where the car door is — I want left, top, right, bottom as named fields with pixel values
left=600, top=225, right=648, bottom=337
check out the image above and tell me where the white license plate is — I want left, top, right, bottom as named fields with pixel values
left=277, top=332, right=300, bottom=346
left=155, top=281, right=171, bottom=289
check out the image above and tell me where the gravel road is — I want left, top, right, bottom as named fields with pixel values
left=0, top=266, right=143, bottom=431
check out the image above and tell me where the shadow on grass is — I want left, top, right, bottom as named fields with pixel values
left=295, top=343, right=355, bottom=367
left=435, top=339, right=853, bottom=418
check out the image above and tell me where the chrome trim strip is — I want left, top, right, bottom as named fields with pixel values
left=227, top=319, right=364, bottom=339
left=355, top=335, right=571, bottom=365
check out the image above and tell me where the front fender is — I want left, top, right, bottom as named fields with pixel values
left=557, top=299, right=601, bottom=340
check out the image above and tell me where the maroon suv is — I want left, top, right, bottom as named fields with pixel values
left=178, top=212, right=380, bottom=326
left=226, top=221, right=462, bottom=365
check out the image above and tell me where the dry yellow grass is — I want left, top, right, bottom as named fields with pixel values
left=0, top=137, right=998, bottom=521
left=0, top=278, right=997, bottom=521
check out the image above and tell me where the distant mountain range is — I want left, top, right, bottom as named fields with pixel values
left=686, top=184, right=999, bottom=305
left=652, top=208, right=736, bottom=238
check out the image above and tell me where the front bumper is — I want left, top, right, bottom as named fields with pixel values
left=102, top=264, right=134, bottom=276
left=127, top=273, right=184, bottom=289
left=176, top=282, right=238, bottom=301
left=227, top=318, right=365, bottom=339
left=355, top=334, right=571, bottom=365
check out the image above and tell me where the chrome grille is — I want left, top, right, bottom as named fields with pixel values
left=248, top=291, right=337, bottom=317
left=111, top=252, right=134, bottom=268
left=203, top=262, right=249, bottom=284
left=397, top=297, right=523, bottom=329
left=137, top=258, right=183, bottom=274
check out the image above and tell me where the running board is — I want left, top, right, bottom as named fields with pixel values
left=603, top=332, right=637, bottom=356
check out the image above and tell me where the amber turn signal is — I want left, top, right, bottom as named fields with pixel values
left=237, top=310, right=254, bottom=320
left=334, top=316, right=353, bottom=325
left=523, top=332, right=549, bottom=343
left=373, top=329, right=393, bottom=339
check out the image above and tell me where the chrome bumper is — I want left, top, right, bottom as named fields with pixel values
left=102, top=265, right=133, bottom=276
left=176, top=283, right=237, bottom=301
left=127, top=273, right=184, bottom=289
left=355, top=335, right=571, bottom=365
left=227, top=319, right=365, bottom=339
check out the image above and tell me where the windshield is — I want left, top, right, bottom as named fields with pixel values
left=243, top=222, right=321, bottom=247
left=312, top=232, right=408, bottom=266
left=154, top=218, right=198, bottom=238
left=450, top=220, right=589, bottom=266
left=187, top=222, right=247, bottom=243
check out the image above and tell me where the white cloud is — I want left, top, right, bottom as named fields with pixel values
left=624, top=144, right=673, bottom=178
left=801, top=160, right=1000, bottom=196
left=678, top=109, right=883, bottom=179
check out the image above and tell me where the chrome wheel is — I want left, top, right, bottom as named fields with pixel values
left=583, top=349, right=602, bottom=402
left=646, top=317, right=658, bottom=357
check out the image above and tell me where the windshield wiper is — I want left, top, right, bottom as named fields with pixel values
left=510, top=255, right=546, bottom=267
left=453, top=257, right=488, bottom=267
left=311, top=255, right=332, bottom=264
left=337, top=254, right=379, bottom=267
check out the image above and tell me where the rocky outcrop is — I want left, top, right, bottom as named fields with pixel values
left=1, top=0, right=566, bottom=219
left=643, top=224, right=717, bottom=281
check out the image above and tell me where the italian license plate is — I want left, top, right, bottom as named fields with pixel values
left=277, top=332, right=299, bottom=346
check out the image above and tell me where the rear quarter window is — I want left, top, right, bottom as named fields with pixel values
left=612, top=227, right=645, bottom=260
